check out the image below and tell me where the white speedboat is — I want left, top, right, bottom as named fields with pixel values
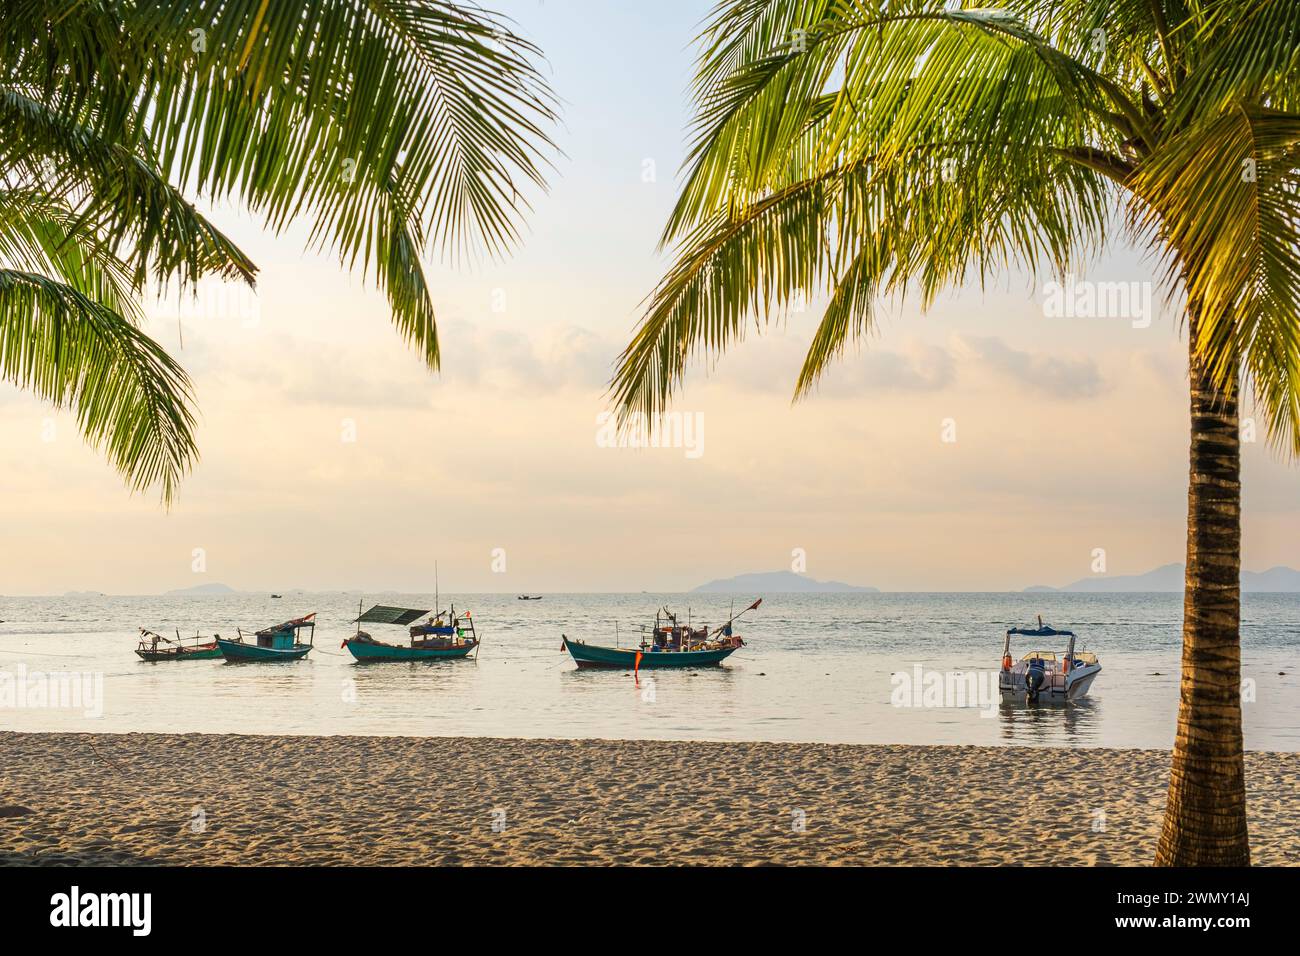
left=999, top=617, right=1101, bottom=703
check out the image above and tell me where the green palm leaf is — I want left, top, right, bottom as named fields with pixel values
left=0, top=269, right=198, bottom=502
left=1, top=0, right=557, bottom=499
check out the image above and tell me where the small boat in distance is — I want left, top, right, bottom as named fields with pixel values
left=562, top=598, right=759, bottom=671
left=271, top=594, right=282, bottom=599
left=517, top=594, right=542, bottom=600
left=343, top=602, right=480, bottom=662
left=999, top=617, right=1101, bottom=703
left=216, top=614, right=316, bottom=662
left=135, top=628, right=222, bottom=661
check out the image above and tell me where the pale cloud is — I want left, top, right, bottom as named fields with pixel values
left=447, top=321, right=613, bottom=391
left=695, top=333, right=954, bottom=398
left=684, top=328, right=1101, bottom=401
left=952, top=334, right=1105, bottom=398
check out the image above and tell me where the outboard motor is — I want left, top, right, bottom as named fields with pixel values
left=1025, top=660, right=1046, bottom=703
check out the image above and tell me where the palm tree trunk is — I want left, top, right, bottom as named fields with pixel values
left=1155, top=326, right=1249, bottom=866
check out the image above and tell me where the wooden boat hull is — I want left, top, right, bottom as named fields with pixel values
left=562, top=638, right=738, bottom=669
left=344, top=638, right=477, bottom=662
left=216, top=638, right=312, bottom=662
left=135, top=646, right=222, bottom=661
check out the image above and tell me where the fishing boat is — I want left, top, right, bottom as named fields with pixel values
left=999, top=617, right=1101, bottom=703
left=216, top=613, right=316, bottom=662
left=135, top=628, right=222, bottom=661
left=343, top=602, right=480, bottom=662
left=562, top=598, right=759, bottom=671
left=517, top=594, right=542, bottom=600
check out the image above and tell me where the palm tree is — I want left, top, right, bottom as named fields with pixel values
left=1, top=0, right=556, bottom=501
left=612, top=0, right=1299, bottom=865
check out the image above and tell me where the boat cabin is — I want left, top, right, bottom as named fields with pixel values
left=249, top=615, right=315, bottom=649
left=257, top=627, right=297, bottom=650
left=640, top=607, right=738, bottom=653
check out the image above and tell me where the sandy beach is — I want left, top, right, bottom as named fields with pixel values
left=1, top=732, right=1296, bottom=866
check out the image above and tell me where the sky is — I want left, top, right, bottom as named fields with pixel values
left=2, top=0, right=1299, bottom=595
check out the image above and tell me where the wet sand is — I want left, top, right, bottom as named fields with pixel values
left=2, top=733, right=1297, bottom=865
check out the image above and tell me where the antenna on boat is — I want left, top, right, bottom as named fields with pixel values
left=435, top=561, right=440, bottom=617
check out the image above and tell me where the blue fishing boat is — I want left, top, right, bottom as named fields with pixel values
left=216, top=614, right=315, bottom=662
left=343, top=602, right=480, bottom=662
left=562, top=599, right=759, bottom=671
left=562, top=638, right=739, bottom=669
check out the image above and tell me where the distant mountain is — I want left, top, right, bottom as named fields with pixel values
left=692, top=570, right=878, bottom=593
left=1025, top=563, right=1300, bottom=592
left=164, top=582, right=237, bottom=596
left=1244, top=567, right=1300, bottom=591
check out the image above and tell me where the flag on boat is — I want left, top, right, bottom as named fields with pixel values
left=747, top=598, right=762, bottom=612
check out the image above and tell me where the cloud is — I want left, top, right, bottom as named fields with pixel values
left=163, top=318, right=620, bottom=411
left=439, top=320, right=614, bottom=391
left=699, top=333, right=955, bottom=398
left=818, top=342, right=955, bottom=395
left=953, top=335, right=1104, bottom=398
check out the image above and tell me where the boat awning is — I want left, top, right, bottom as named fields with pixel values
left=1007, top=625, right=1075, bottom=638
left=356, top=605, right=430, bottom=626
left=258, top=613, right=316, bottom=635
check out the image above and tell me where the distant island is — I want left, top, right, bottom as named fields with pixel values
left=163, top=583, right=238, bottom=596
left=692, top=570, right=878, bottom=593
left=1025, top=563, right=1300, bottom=592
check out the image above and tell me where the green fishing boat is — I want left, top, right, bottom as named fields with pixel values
left=135, top=628, right=222, bottom=661
left=343, top=601, right=480, bottom=662
left=562, top=598, right=759, bottom=671
left=216, top=613, right=316, bottom=662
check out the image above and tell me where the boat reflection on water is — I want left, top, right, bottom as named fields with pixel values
left=997, top=695, right=1101, bottom=743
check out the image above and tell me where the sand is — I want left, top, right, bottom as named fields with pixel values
left=1, top=732, right=1296, bottom=866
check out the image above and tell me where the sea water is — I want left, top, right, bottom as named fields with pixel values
left=0, top=591, right=1296, bottom=749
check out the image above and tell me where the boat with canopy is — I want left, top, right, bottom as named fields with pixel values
left=998, top=616, right=1101, bottom=702
left=343, top=602, right=480, bottom=662
left=135, top=628, right=222, bottom=661
left=216, top=614, right=316, bottom=662
left=562, top=598, right=759, bottom=670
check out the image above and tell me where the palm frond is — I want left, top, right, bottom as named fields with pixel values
left=617, top=0, right=1118, bottom=421
left=1135, top=106, right=1300, bottom=453
left=0, top=187, right=142, bottom=322
left=0, top=89, right=259, bottom=291
left=0, top=269, right=198, bottom=502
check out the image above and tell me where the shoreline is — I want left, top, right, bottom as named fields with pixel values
left=3, top=732, right=1297, bottom=866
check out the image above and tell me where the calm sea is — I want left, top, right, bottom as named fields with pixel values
left=1, top=592, right=1296, bottom=750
